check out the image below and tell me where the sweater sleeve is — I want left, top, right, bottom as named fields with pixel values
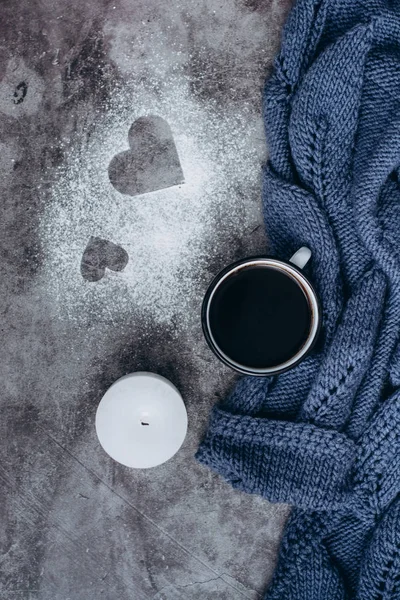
left=196, top=408, right=356, bottom=510
left=196, top=6, right=391, bottom=512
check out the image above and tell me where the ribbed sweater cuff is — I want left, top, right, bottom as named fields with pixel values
left=196, top=407, right=356, bottom=510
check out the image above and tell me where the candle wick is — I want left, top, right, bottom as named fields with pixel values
left=141, top=421, right=150, bottom=426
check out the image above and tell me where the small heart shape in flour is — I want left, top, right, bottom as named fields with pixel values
left=108, top=115, right=184, bottom=196
left=80, top=236, right=129, bottom=282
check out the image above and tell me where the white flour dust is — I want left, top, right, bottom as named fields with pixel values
left=39, top=77, right=265, bottom=329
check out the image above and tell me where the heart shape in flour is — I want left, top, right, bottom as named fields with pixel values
left=80, top=236, right=129, bottom=282
left=108, top=115, right=184, bottom=196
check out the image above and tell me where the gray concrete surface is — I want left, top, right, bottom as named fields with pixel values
left=0, top=1, right=292, bottom=598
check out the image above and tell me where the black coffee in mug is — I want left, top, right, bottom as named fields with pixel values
left=202, top=248, right=321, bottom=376
left=209, top=266, right=311, bottom=369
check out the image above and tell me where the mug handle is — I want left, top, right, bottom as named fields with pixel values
left=289, top=247, right=312, bottom=270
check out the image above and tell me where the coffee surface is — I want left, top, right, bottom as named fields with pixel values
left=208, top=265, right=311, bottom=369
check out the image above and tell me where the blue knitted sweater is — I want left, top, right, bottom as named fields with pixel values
left=196, top=1, right=400, bottom=598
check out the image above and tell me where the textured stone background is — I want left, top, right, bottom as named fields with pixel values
left=0, top=1, right=292, bottom=598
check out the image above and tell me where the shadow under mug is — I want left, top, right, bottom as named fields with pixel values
left=201, top=247, right=321, bottom=376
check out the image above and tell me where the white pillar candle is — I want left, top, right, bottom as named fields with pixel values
left=95, top=372, right=188, bottom=468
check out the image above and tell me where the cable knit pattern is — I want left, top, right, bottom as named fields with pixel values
left=196, top=0, right=400, bottom=597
